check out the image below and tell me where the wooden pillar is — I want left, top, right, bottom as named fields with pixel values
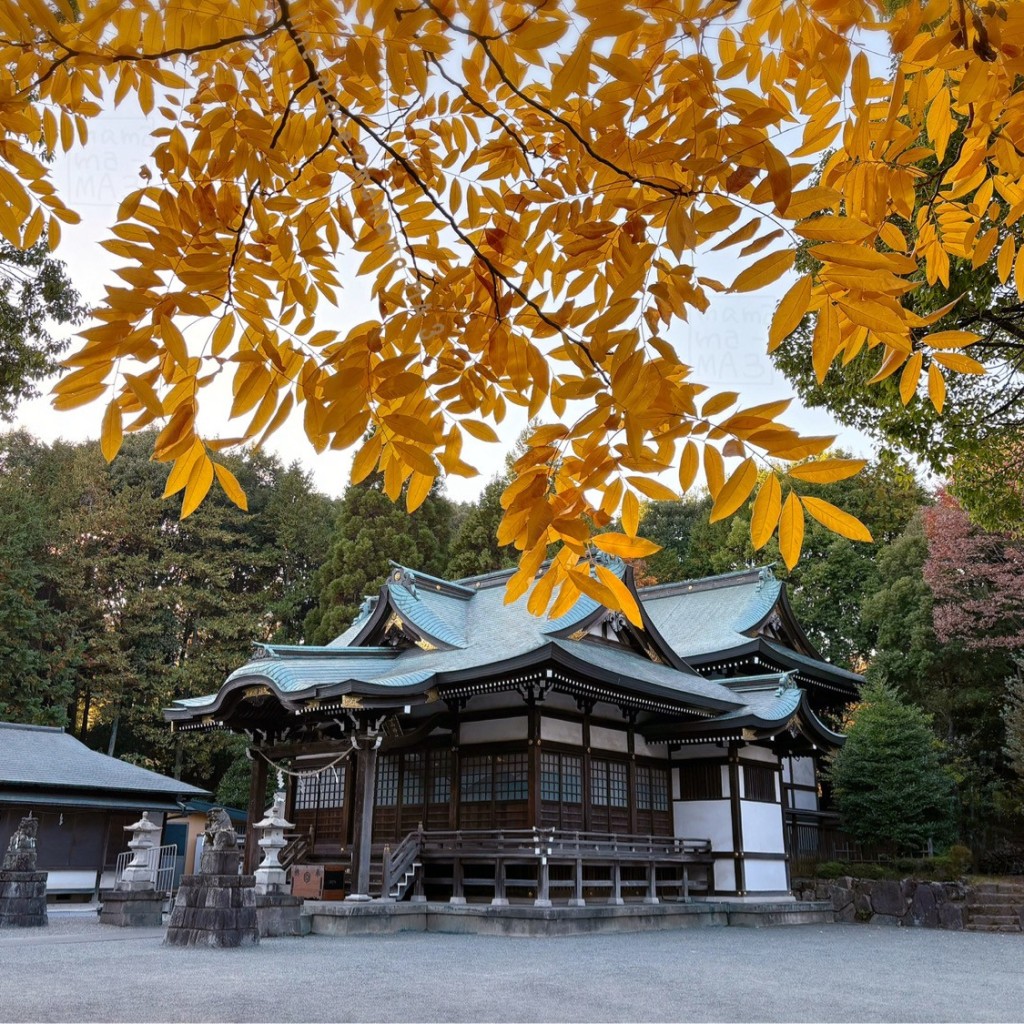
left=349, top=737, right=379, bottom=899
left=535, top=855, right=551, bottom=907
left=728, top=743, right=745, bottom=896
left=569, top=857, right=585, bottom=907
left=626, top=715, right=638, bottom=835
left=609, top=861, right=624, bottom=905
left=492, top=858, right=507, bottom=906
left=528, top=698, right=541, bottom=828
left=243, top=750, right=268, bottom=874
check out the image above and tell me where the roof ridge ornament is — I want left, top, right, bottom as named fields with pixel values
left=774, top=669, right=799, bottom=696
left=353, top=594, right=378, bottom=624
left=388, top=564, right=418, bottom=597
left=756, top=565, right=777, bottom=591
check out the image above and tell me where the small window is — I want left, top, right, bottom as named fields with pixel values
left=637, top=765, right=670, bottom=811
left=744, top=764, right=777, bottom=803
left=678, top=763, right=723, bottom=801
left=402, top=753, right=424, bottom=806
left=542, top=753, right=583, bottom=804
left=296, top=765, right=346, bottom=810
left=375, top=754, right=399, bottom=806
left=591, top=758, right=629, bottom=808
left=430, top=749, right=451, bottom=804
left=494, top=753, right=528, bottom=801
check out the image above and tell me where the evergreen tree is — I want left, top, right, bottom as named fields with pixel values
left=1003, top=661, right=1024, bottom=790
left=827, top=681, right=956, bottom=854
left=305, top=475, right=454, bottom=645
left=446, top=475, right=517, bottom=579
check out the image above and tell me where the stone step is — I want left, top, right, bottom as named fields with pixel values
left=966, top=900, right=1024, bottom=914
left=966, top=923, right=1022, bottom=933
left=972, top=883, right=1024, bottom=895
left=966, top=914, right=1021, bottom=929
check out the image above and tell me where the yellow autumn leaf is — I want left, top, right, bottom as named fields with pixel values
left=621, top=490, right=640, bottom=537
left=800, top=496, right=873, bottom=543
left=595, top=564, right=643, bottom=627
left=768, top=275, right=812, bottom=352
left=709, top=458, right=757, bottom=523
left=778, top=492, right=804, bottom=571
left=704, top=445, right=725, bottom=499
left=181, top=453, right=214, bottom=519
left=100, top=400, right=123, bottom=463
left=592, top=533, right=662, bottom=560
left=927, top=363, right=946, bottom=414
left=788, top=459, right=867, bottom=484
left=213, top=462, right=249, bottom=511
left=750, top=473, right=782, bottom=550
left=678, top=441, right=698, bottom=492
left=729, top=249, right=796, bottom=293
left=899, top=351, right=923, bottom=406
left=933, top=352, right=986, bottom=374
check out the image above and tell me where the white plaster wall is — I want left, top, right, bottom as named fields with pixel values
left=461, top=717, right=527, bottom=744
left=590, top=724, right=628, bottom=753
left=714, top=859, right=736, bottom=892
left=792, top=789, right=818, bottom=811
left=633, top=735, right=663, bottom=759
left=721, top=765, right=731, bottom=799
left=743, top=859, right=789, bottom=892
left=791, top=756, right=817, bottom=787
left=673, top=800, right=733, bottom=850
left=741, top=744, right=778, bottom=765
left=782, top=759, right=792, bottom=783
left=670, top=744, right=727, bottom=760
left=740, top=801, right=786, bottom=854
left=540, top=717, right=583, bottom=746
left=540, top=691, right=578, bottom=713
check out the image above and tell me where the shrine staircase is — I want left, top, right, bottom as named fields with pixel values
left=965, top=881, right=1024, bottom=933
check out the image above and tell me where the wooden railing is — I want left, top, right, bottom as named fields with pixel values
left=380, top=827, right=713, bottom=904
left=381, top=828, right=424, bottom=900
left=785, top=810, right=875, bottom=863
left=280, top=829, right=313, bottom=872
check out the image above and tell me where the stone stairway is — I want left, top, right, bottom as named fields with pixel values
left=965, top=882, right=1024, bottom=933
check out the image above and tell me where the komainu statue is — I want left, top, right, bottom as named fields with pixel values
left=2, top=817, right=38, bottom=872
left=203, top=807, right=237, bottom=850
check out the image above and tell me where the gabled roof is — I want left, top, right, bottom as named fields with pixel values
left=166, top=558, right=857, bottom=745
left=0, top=722, right=209, bottom=808
left=639, top=565, right=790, bottom=657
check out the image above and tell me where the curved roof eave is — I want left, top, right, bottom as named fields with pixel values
left=685, top=637, right=863, bottom=689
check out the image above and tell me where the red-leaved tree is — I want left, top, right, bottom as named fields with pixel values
left=923, top=490, right=1024, bottom=653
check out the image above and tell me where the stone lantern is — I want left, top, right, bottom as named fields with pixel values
left=253, top=790, right=293, bottom=895
left=119, top=812, right=162, bottom=891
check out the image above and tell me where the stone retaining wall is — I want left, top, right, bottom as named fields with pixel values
left=794, top=877, right=967, bottom=928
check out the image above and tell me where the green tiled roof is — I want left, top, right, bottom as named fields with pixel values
left=639, top=567, right=781, bottom=658
left=168, top=559, right=856, bottom=736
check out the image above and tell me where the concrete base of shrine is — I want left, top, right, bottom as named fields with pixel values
left=303, top=899, right=834, bottom=936
left=256, top=891, right=305, bottom=937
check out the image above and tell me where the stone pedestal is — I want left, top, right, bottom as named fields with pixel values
left=164, top=871, right=259, bottom=947
left=164, top=812, right=258, bottom=948
left=0, top=870, right=48, bottom=928
left=99, top=889, right=165, bottom=928
left=256, top=891, right=304, bottom=937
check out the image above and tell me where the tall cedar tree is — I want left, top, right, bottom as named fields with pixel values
left=305, top=475, right=454, bottom=645
left=0, top=431, right=336, bottom=790
left=446, top=475, right=518, bottom=580
left=827, top=681, right=956, bottom=854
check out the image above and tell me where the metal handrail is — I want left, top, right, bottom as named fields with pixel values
left=113, top=843, right=178, bottom=893
left=381, top=828, right=424, bottom=899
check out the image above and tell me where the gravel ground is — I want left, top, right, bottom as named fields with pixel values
left=0, top=915, right=1021, bottom=1023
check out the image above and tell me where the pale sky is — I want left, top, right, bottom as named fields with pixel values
left=9, top=102, right=874, bottom=503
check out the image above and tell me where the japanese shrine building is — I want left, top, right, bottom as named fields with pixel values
left=166, top=561, right=859, bottom=903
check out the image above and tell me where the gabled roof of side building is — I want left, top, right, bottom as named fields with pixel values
left=0, top=722, right=209, bottom=809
